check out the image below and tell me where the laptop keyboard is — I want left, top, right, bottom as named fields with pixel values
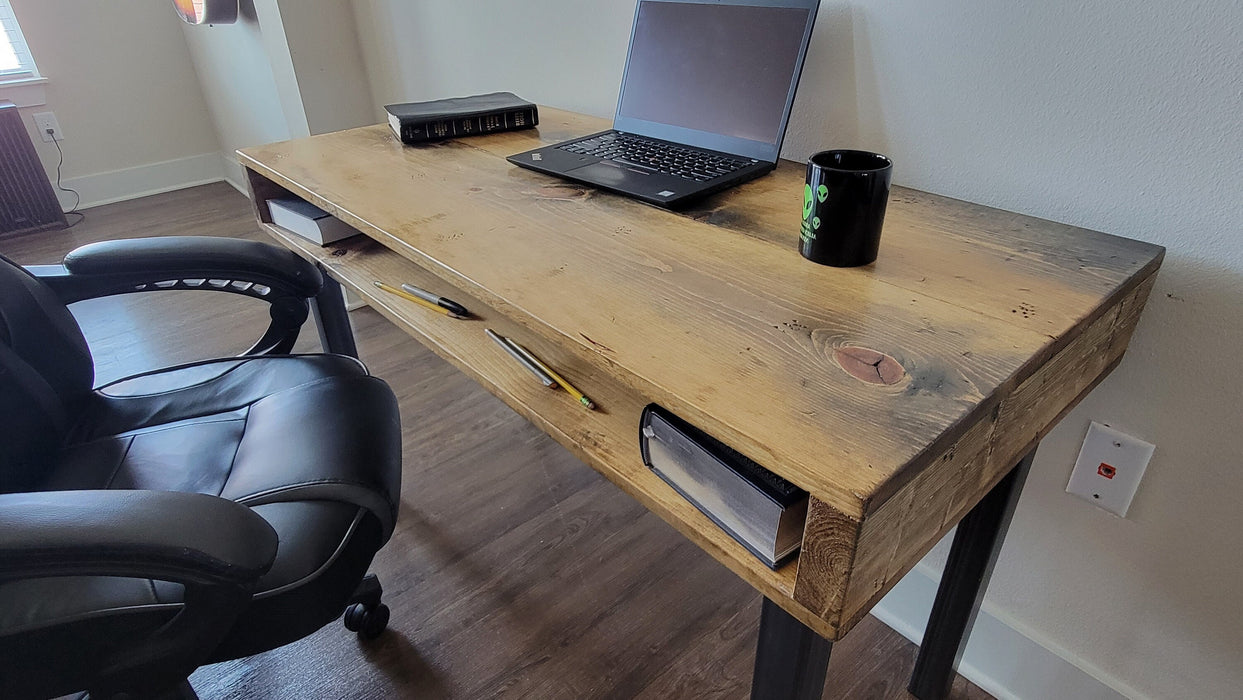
left=558, top=133, right=755, bottom=182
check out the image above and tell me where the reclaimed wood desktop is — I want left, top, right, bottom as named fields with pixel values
left=239, top=107, right=1163, bottom=699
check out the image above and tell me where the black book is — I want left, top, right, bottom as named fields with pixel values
left=640, top=405, right=809, bottom=569
left=384, top=92, right=538, bottom=145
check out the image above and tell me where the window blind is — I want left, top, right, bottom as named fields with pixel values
left=0, top=0, right=39, bottom=80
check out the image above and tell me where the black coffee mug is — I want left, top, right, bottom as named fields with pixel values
left=800, top=150, right=893, bottom=267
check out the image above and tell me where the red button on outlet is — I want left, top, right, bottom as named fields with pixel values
left=1097, top=462, right=1116, bottom=479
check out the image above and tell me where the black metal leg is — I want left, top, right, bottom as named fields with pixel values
left=751, top=597, right=833, bottom=700
left=908, top=448, right=1037, bottom=699
left=312, top=271, right=359, bottom=358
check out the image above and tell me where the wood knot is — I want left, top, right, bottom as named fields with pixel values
left=834, top=347, right=905, bottom=385
left=535, top=184, right=590, bottom=200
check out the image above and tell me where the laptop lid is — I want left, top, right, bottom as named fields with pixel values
left=612, top=0, right=820, bottom=164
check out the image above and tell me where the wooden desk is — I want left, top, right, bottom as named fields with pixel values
left=239, top=107, right=1162, bottom=699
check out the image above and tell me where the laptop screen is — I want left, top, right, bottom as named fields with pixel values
left=613, top=0, right=816, bottom=162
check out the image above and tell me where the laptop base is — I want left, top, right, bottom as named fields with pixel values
left=508, top=130, right=774, bottom=209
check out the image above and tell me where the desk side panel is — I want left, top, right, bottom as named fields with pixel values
left=244, top=166, right=296, bottom=225
left=794, top=268, right=1159, bottom=634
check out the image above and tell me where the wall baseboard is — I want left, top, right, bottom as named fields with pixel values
left=58, top=152, right=227, bottom=211
left=871, top=564, right=1134, bottom=700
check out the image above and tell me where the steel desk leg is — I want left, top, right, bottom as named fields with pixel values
left=908, top=448, right=1037, bottom=699
left=312, top=270, right=359, bottom=358
left=751, top=597, right=833, bottom=700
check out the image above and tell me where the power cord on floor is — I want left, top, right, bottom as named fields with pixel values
left=47, top=128, right=85, bottom=228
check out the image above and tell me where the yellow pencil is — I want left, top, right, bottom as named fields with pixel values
left=373, top=281, right=466, bottom=319
left=508, top=341, right=595, bottom=410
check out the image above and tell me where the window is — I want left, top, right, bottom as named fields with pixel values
left=0, top=0, right=39, bottom=82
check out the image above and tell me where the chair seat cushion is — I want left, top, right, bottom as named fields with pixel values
left=0, top=354, right=401, bottom=647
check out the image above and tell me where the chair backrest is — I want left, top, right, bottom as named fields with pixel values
left=0, top=255, right=94, bottom=491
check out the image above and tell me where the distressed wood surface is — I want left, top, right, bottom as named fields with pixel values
left=798, top=270, right=1159, bottom=631
left=239, top=108, right=1163, bottom=638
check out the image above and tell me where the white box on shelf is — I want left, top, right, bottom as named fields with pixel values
left=267, top=197, right=359, bottom=245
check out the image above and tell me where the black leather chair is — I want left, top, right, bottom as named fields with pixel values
left=0, top=237, right=403, bottom=699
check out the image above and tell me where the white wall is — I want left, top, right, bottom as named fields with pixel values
left=180, top=0, right=375, bottom=187
left=276, top=0, right=374, bottom=137
left=351, top=0, right=633, bottom=121
left=180, top=0, right=296, bottom=188
left=847, top=3, right=1241, bottom=698
left=3, top=0, right=223, bottom=208
left=350, top=1, right=1243, bottom=698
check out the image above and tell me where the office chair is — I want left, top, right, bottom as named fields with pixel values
left=0, top=236, right=403, bottom=699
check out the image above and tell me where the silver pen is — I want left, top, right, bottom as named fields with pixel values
left=485, top=329, right=554, bottom=387
left=401, top=282, right=470, bottom=317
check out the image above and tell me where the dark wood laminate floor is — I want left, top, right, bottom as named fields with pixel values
left=2, top=183, right=990, bottom=700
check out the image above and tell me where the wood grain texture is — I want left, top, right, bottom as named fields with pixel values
left=790, top=499, right=861, bottom=631
left=822, top=269, right=1159, bottom=634
left=446, top=108, right=1162, bottom=347
left=238, top=112, right=1162, bottom=517
left=240, top=130, right=1071, bottom=516
left=263, top=228, right=804, bottom=611
left=239, top=109, right=1163, bottom=639
left=2, top=183, right=990, bottom=699
left=834, top=346, right=906, bottom=385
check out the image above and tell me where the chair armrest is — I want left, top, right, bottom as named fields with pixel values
left=0, top=490, right=279, bottom=697
left=28, top=236, right=327, bottom=355
left=0, top=490, right=277, bottom=586
left=40, top=236, right=323, bottom=303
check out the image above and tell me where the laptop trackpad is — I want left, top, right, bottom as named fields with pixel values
left=568, top=160, right=652, bottom=185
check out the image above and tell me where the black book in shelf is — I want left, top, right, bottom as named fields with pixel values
left=384, top=92, right=538, bottom=145
left=639, top=404, right=809, bottom=569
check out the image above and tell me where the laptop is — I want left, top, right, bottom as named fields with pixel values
left=508, top=0, right=820, bottom=209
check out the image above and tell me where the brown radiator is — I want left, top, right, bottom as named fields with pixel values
left=0, top=100, right=67, bottom=236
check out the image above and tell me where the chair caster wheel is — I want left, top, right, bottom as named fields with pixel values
left=344, top=602, right=389, bottom=639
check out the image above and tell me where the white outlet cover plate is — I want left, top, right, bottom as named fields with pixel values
left=1066, top=421, right=1155, bottom=517
left=32, top=111, right=61, bottom=142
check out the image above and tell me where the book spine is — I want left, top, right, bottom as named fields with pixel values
left=396, top=107, right=538, bottom=144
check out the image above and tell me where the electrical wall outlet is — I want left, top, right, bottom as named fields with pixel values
left=1066, top=421, right=1155, bottom=517
left=32, top=111, right=62, bottom=142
